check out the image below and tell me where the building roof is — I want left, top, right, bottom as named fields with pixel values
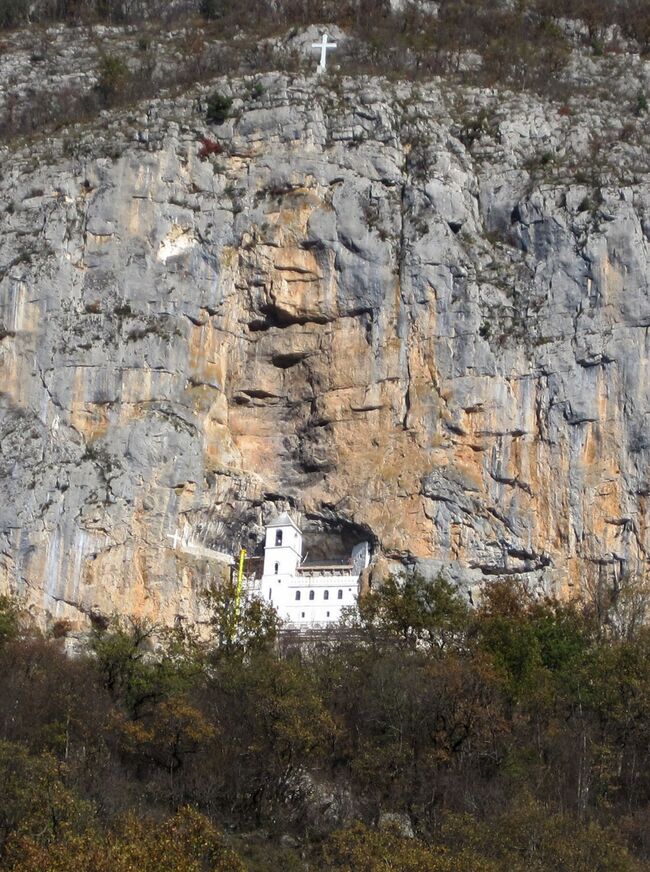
left=267, top=512, right=301, bottom=532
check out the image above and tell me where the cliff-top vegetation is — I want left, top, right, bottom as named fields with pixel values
left=0, top=0, right=649, bottom=141
left=1, top=574, right=650, bottom=870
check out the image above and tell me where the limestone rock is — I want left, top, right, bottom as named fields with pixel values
left=378, top=811, right=415, bottom=839
left=1, top=71, right=650, bottom=628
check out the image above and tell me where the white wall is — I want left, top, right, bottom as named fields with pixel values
left=262, top=524, right=302, bottom=579
left=260, top=523, right=365, bottom=627
left=272, top=573, right=359, bottom=626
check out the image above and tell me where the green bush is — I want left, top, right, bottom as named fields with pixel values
left=96, top=54, right=130, bottom=105
left=206, top=91, right=233, bottom=125
left=200, top=0, right=227, bottom=18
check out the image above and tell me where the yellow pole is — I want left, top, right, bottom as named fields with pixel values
left=231, top=548, right=247, bottom=639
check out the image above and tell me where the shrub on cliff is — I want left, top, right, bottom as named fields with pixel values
left=206, top=91, right=233, bottom=125
left=96, top=54, right=130, bottom=106
left=200, top=0, right=226, bottom=19
left=197, top=135, right=224, bottom=160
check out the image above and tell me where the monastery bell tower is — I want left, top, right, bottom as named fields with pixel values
left=262, top=513, right=303, bottom=578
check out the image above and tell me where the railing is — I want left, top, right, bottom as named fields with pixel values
left=296, top=565, right=355, bottom=576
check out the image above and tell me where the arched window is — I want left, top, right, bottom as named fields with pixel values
left=337, top=589, right=343, bottom=599
left=301, top=612, right=305, bottom=618
left=275, top=530, right=283, bottom=546
left=326, top=611, right=330, bottom=618
left=274, top=562, right=279, bottom=573
left=324, top=590, right=329, bottom=600
left=309, top=590, right=315, bottom=600
left=295, top=591, right=301, bottom=601
left=268, top=588, right=272, bottom=600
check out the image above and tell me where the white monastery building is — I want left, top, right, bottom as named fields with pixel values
left=257, top=513, right=370, bottom=628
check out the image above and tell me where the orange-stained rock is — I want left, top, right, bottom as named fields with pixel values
left=1, top=73, right=649, bottom=630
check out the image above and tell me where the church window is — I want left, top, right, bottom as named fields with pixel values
left=337, top=589, right=343, bottom=599
left=309, top=590, right=315, bottom=600
left=268, top=588, right=272, bottom=599
left=301, top=612, right=305, bottom=618
left=275, top=530, right=283, bottom=546
left=326, top=611, right=330, bottom=617
left=295, top=591, right=301, bottom=600
left=324, top=590, right=329, bottom=600
left=274, top=562, right=279, bottom=573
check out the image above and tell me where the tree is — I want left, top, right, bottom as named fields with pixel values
left=470, top=578, right=545, bottom=702
left=441, top=799, right=641, bottom=872
left=0, top=0, right=30, bottom=28
left=204, top=577, right=280, bottom=659
left=110, top=693, right=216, bottom=792
left=4, top=806, right=246, bottom=872
left=200, top=651, right=337, bottom=824
left=618, top=0, right=650, bottom=54
left=583, top=571, right=650, bottom=641
left=89, top=617, right=199, bottom=718
left=96, top=54, right=130, bottom=106
left=320, top=820, right=497, bottom=872
left=0, top=741, right=93, bottom=859
left=0, top=594, right=20, bottom=650
left=315, top=636, right=506, bottom=826
left=353, top=571, right=470, bottom=653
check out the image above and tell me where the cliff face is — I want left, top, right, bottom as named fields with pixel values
left=2, top=70, right=650, bottom=627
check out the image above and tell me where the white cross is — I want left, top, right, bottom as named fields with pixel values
left=312, top=33, right=337, bottom=73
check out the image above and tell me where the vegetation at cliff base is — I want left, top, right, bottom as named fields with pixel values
left=1, top=574, right=650, bottom=870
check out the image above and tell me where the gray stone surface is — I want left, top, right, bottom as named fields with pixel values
left=1, top=67, right=650, bottom=627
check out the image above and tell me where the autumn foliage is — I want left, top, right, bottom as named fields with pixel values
left=198, top=137, right=224, bottom=161
left=1, top=575, right=650, bottom=870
